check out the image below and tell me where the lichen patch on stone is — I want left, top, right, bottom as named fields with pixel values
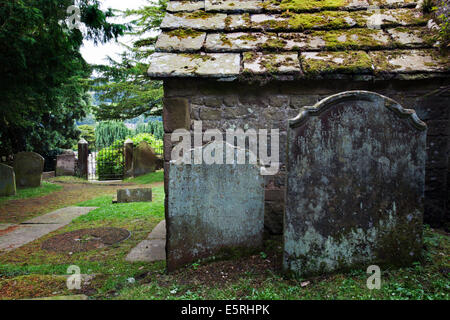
left=243, top=52, right=301, bottom=74
left=369, top=49, right=450, bottom=73
left=167, top=1, right=205, bottom=13
left=205, top=0, right=263, bottom=13
left=156, top=30, right=207, bottom=52
left=149, top=0, right=448, bottom=79
left=148, top=52, right=240, bottom=77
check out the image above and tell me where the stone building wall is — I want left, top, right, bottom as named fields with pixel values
left=163, top=78, right=450, bottom=233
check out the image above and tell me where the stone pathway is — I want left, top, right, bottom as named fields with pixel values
left=0, top=207, right=97, bottom=252
left=126, top=220, right=166, bottom=262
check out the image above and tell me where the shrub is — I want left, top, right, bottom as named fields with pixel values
left=96, top=140, right=125, bottom=180
left=135, top=121, right=164, bottom=140
left=95, top=121, right=130, bottom=149
left=95, top=133, right=163, bottom=179
left=131, top=133, right=163, bottom=154
left=437, top=0, right=449, bottom=47
left=78, top=125, right=96, bottom=146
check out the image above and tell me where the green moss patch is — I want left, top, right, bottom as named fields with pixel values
left=166, top=28, right=204, bottom=40
left=174, top=11, right=215, bottom=20
left=302, top=51, right=373, bottom=74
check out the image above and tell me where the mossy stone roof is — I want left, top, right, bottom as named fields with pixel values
left=148, top=0, right=449, bottom=81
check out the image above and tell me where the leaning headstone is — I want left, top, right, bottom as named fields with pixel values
left=0, top=164, right=16, bottom=196
left=167, top=141, right=264, bottom=271
left=56, top=154, right=76, bottom=176
left=116, top=188, right=152, bottom=203
left=124, top=139, right=134, bottom=178
left=132, top=141, right=158, bottom=177
left=13, top=152, right=44, bottom=188
left=284, top=91, right=427, bottom=276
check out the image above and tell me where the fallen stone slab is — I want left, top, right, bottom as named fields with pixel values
left=125, top=239, right=166, bottom=262
left=116, top=188, right=152, bottom=203
left=126, top=220, right=166, bottom=262
left=0, top=207, right=97, bottom=252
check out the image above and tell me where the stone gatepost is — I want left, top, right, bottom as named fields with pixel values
left=77, top=138, right=89, bottom=179
left=124, top=139, right=134, bottom=178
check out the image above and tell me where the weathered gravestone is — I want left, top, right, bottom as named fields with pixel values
left=117, top=188, right=152, bottom=203
left=56, top=153, right=77, bottom=176
left=167, top=141, right=265, bottom=271
left=0, top=164, right=16, bottom=196
left=132, top=141, right=158, bottom=177
left=285, top=91, right=427, bottom=276
left=13, top=152, right=45, bottom=188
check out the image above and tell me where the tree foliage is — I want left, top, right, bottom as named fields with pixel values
left=91, top=0, right=167, bottom=121
left=94, top=121, right=130, bottom=149
left=0, top=0, right=127, bottom=156
left=135, top=121, right=164, bottom=140
left=78, top=125, right=96, bottom=146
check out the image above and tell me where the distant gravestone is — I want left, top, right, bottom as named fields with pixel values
left=0, top=164, right=16, bottom=196
left=13, top=152, right=45, bottom=188
left=132, top=141, right=158, bottom=177
left=56, top=154, right=76, bottom=176
left=167, top=141, right=264, bottom=271
left=117, top=188, right=152, bottom=203
left=285, top=91, right=427, bottom=276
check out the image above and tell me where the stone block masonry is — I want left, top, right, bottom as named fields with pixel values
left=163, top=78, right=450, bottom=232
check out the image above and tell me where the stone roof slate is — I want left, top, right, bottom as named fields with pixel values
left=148, top=0, right=449, bottom=80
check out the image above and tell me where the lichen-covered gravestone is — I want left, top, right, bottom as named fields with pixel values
left=13, top=152, right=45, bottom=188
left=0, top=163, right=16, bottom=196
left=167, top=141, right=265, bottom=271
left=56, top=153, right=76, bottom=176
left=132, top=141, right=158, bottom=177
left=285, top=91, right=427, bottom=276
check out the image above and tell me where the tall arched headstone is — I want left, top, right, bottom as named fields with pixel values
left=13, top=152, right=45, bottom=188
left=285, top=91, right=427, bottom=276
left=167, top=141, right=264, bottom=271
left=0, top=163, right=16, bottom=196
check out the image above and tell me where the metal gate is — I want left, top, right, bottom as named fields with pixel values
left=88, top=142, right=125, bottom=181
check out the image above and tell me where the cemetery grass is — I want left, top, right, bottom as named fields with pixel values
left=0, top=182, right=62, bottom=206
left=0, top=171, right=448, bottom=300
left=0, top=186, right=166, bottom=300
left=0, top=173, right=163, bottom=224
left=114, top=226, right=449, bottom=300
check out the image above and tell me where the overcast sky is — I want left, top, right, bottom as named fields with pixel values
left=80, top=0, right=150, bottom=65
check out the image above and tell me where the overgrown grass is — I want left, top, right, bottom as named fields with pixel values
left=1, top=181, right=448, bottom=300
left=0, top=182, right=62, bottom=205
left=125, top=171, right=164, bottom=185
left=0, top=186, right=166, bottom=299
left=115, top=226, right=450, bottom=300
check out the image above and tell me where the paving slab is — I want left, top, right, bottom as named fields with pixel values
left=0, top=207, right=97, bottom=252
left=0, top=223, right=16, bottom=231
left=126, top=220, right=166, bottom=262
left=148, top=220, right=166, bottom=240
left=26, top=207, right=98, bottom=225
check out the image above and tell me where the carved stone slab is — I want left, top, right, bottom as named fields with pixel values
left=285, top=91, right=427, bottom=276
